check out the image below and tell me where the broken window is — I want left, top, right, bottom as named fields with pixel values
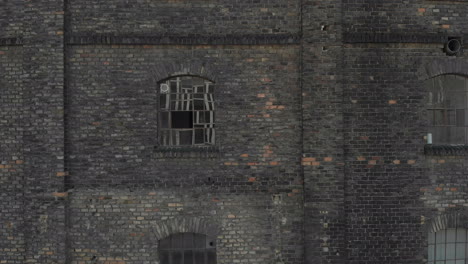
left=159, top=76, right=215, bottom=146
left=159, top=232, right=217, bottom=264
left=428, top=228, right=468, bottom=264
left=425, top=75, right=468, bottom=144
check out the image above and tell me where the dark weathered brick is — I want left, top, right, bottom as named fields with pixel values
left=2, top=0, right=468, bottom=263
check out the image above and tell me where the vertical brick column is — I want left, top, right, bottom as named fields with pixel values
left=23, top=0, right=67, bottom=262
left=0, top=45, right=25, bottom=263
left=302, top=0, right=346, bottom=263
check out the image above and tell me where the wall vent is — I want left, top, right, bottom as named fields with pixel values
left=444, top=37, right=463, bottom=56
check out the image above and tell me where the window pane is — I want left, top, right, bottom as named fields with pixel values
left=455, top=260, right=465, bottom=264
left=447, top=243, right=456, bottom=260
left=194, top=99, right=204, bottom=110
left=161, top=94, right=169, bottom=110
left=457, top=110, right=465, bottom=127
left=448, top=229, right=457, bottom=243
left=446, top=75, right=466, bottom=92
left=172, top=233, right=185, bottom=249
left=446, top=261, right=456, bottom=264
left=160, top=130, right=171, bottom=146
left=160, top=112, right=170, bottom=129
left=434, top=110, right=445, bottom=126
left=179, top=130, right=193, bottom=145
left=448, top=110, right=457, bottom=126
left=194, top=86, right=205, bottom=93
left=456, top=243, right=466, bottom=259
left=194, top=251, right=205, bottom=264
left=452, top=92, right=466, bottom=108
left=184, top=251, right=193, bottom=264
left=429, top=245, right=435, bottom=261
left=194, top=234, right=206, bottom=249
left=432, top=77, right=445, bottom=107
left=428, top=110, right=435, bottom=126
left=436, top=243, right=446, bottom=260
left=195, top=129, right=204, bottom=144
left=184, top=233, right=194, bottom=249
left=433, top=127, right=449, bottom=144
left=208, top=84, right=214, bottom=94
left=458, top=229, right=467, bottom=242
left=449, top=127, right=465, bottom=144
left=437, top=230, right=447, bottom=244
left=181, top=78, right=192, bottom=88
left=172, top=251, right=183, bottom=264
left=170, top=80, right=178, bottom=93
left=206, top=128, right=213, bottom=144
left=160, top=251, right=170, bottom=264
left=207, top=251, right=216, bottom=264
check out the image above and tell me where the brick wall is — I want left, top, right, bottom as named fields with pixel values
left=22, top=0, right=67, bottom=263
left=1, top=0, right=468, bottom=263
left=0, top=0, right=22, bottom=38
left=69, top=0, right=300, bottom=35
left=68, top=190, right=302, bottom=263
left=67, top=45, right=301, bottom=188
left=0, top=46, right=25, bottom=263
left=344, top=0, right=468, bottom=34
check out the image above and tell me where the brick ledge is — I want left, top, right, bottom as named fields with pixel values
left=154, top=145, right=220, bottom=159
left=424, top=144, right=468, bottom=156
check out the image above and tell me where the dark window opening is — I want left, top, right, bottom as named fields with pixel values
left=171, top=112, right=193, bottom=129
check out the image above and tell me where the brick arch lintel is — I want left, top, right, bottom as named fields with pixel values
left=151, top=217, right=221, bottom=241
left=419, top=58, right=468, bottom=81
left=150, top=61, right=217, bottom=84
left=427, top=212, right=468, bottom=233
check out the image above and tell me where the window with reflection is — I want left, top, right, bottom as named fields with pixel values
left=425, top=75, right=468, bottom=144
left=428, top=228, right=468, bottom=264
left=159, top=233, right=217, bottom=264
left=159, top=76, right=215, bottom=146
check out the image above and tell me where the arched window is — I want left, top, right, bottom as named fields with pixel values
left=159, top=232, right=216, bottom=264
left=428, top=228, right=468, bottom=263
left=425, top=75, right=468, bottom=144
left=158, top=76, right=215, bottom=146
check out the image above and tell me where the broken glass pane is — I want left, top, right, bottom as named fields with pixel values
left=172, top=112, right=193, bottom=129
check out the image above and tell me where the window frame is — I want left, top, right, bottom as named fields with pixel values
left=428, top=228, right=468, bottom=264
left=426, top=74, right=468, bottom=145
left=157, top=75, right=216, bottom=147
left=158, top=232, right=217, bottom=264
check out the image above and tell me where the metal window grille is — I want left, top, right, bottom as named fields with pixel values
left=428, top=228, right=468, bottom=264
left=159, top=233, right=217, bottom=264
left=159, top=76, right=215, bottom=146
left=426, top=75, right=468, bottom=144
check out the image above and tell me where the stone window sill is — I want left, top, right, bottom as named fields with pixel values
left=424, top=144, right=468, bottom=156
left=154, top=145, right=220, bottom=159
